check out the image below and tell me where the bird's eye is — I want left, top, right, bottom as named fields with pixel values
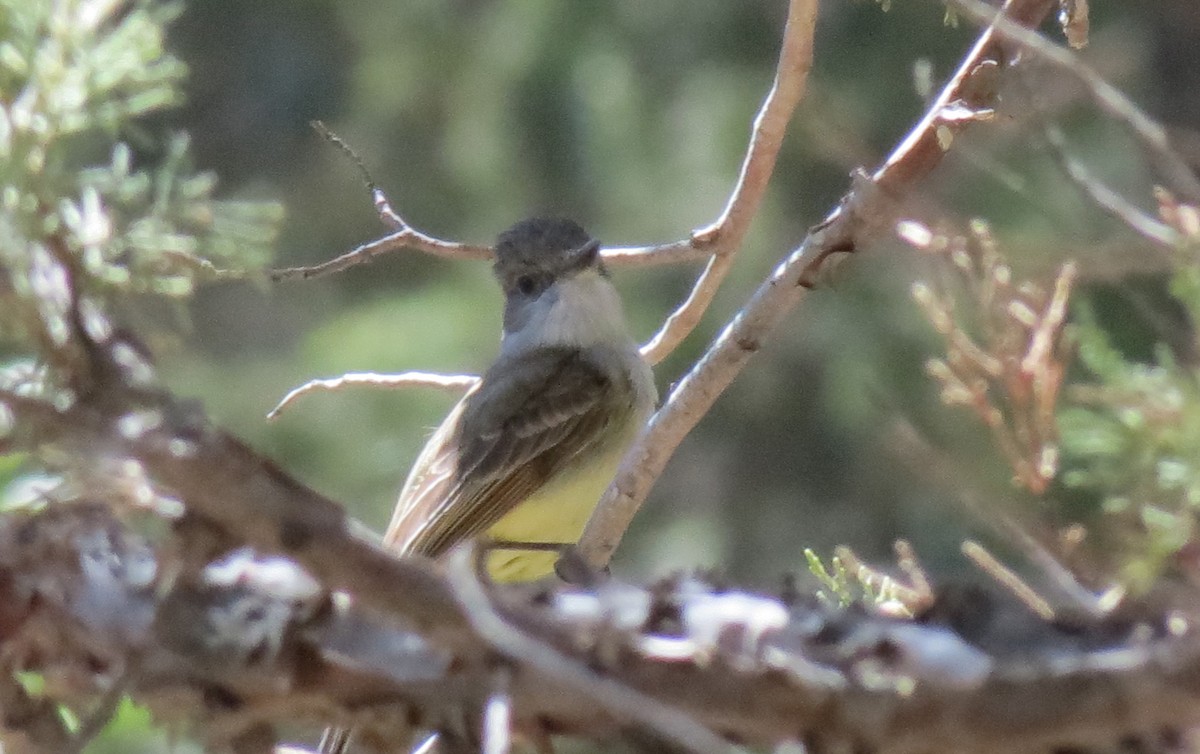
left=516, top=275, right=537, bottom=296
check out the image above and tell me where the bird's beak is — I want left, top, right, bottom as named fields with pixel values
left=562, top=239, right=601, bottom=274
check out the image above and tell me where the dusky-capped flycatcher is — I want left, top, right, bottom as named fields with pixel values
left=384, top=216, right=657, bottom=581
left=320, top=217, right=655, bottom=754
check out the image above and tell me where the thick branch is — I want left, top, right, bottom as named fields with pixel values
left=3, top=502, right=1200, bottom=754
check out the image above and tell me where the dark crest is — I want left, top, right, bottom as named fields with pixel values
left=494, top=217, right=594, bottom=271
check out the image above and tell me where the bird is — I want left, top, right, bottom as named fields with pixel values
left=319, top=217, right=656, bottom=753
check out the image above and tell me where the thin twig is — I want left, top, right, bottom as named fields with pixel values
left=270, top=123, right=492, bottom=282
left=574, top=0, right=1059, bottom=570
left=270, top=227, right=492, bottom=282
left=600, top=240, right=714, bottom=267
left=945, top=0, right=1200, bottom=204
left=962, top=540, right=1056, bottom=621
left=1040, top=125, right=1181, bottom=246
left=276, top=0, right=815, bottom=365
left=639, top=0, right=818, bottom=365
left=884, top=417, right=1106, bottom=618
left=286, top=125, right=717, bottom=274
left=266, top=371, right=478, bottom=420
left=1016, top=48, right=1180, bottom=245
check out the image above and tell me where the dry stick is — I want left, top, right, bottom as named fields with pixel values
left=265, top=0, right=816, bottom=427
left=962, top=540, right=1056, bottom=621
left=1041, top=125, right=1181, bottom=246
left=575, top=0, right=1059, bottom=570
left=273, top=0, right=815, bottom=363
left=600, top=239, right=713, bottom=268
left=267, top=371, right=478, bottom=420
left=885, top=417, right=1106, bottom=617
left=1011, top=22, right=1188, bottom=245
left=946, top=0, right=1200, bottom=204
left=639, top=0, right=819, bottom=365
left=270, top=122, right=492, bottom=282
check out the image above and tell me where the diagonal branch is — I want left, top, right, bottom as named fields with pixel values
left=574, top=0, right=1059, bottom=570
left=1040, top=123, right=1181, bottom=246
left=946, top=0, right=1200, bottom=204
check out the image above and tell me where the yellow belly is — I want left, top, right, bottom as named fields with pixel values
left=484, top=440, right=628, bottom=582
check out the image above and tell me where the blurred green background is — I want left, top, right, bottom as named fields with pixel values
left=150, top=0, right=1200, bottom=586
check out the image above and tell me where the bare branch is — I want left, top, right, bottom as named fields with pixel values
left=946, top=0, right=1200, bottom=204
left=1040, top=125, right=1181, bottom=246
left=267, top=371, right=478, bottom=421
left=270, top=123, right=493, bottom=282
left=575, top=0, right=1061, bottom=570
left=599, top=239, right=713, bottom=267
left=269, top=225, right=493, bottom=282
left=962, top=540, right=1056, bottom=621
left=444, top=550, right=733, bottom=754
left=638, top=0, right=819, bottom=364
left=3, top=500, right=1200, bottom=754
left=273, top=2, right=816, bottom=365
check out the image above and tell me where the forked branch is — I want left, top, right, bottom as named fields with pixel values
left=270, top=0, right=818, bottom=368
left=573, top=0, right=1060, bottom=570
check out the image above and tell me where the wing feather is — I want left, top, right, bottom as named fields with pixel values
left=383, top=347, right=630, bottom=558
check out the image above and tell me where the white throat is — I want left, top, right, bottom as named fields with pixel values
left=501, top=270, right=635, bottom=355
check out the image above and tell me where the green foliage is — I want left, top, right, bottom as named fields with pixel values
left=1058, top=301, right=1200, bottom=588
left=0, top=0, right=282, bottom=350
left=805, top=548, right=914, bottom=612
left=90, top=696, right=200, bottom=754
left=806, top=548, right=863, bottom=607
left=0, top=1, right=283, bottom=750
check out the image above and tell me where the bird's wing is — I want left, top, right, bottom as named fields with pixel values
left=382, top=386, right=473, bottom=554
left=383, top=347, right=626, bottom=558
